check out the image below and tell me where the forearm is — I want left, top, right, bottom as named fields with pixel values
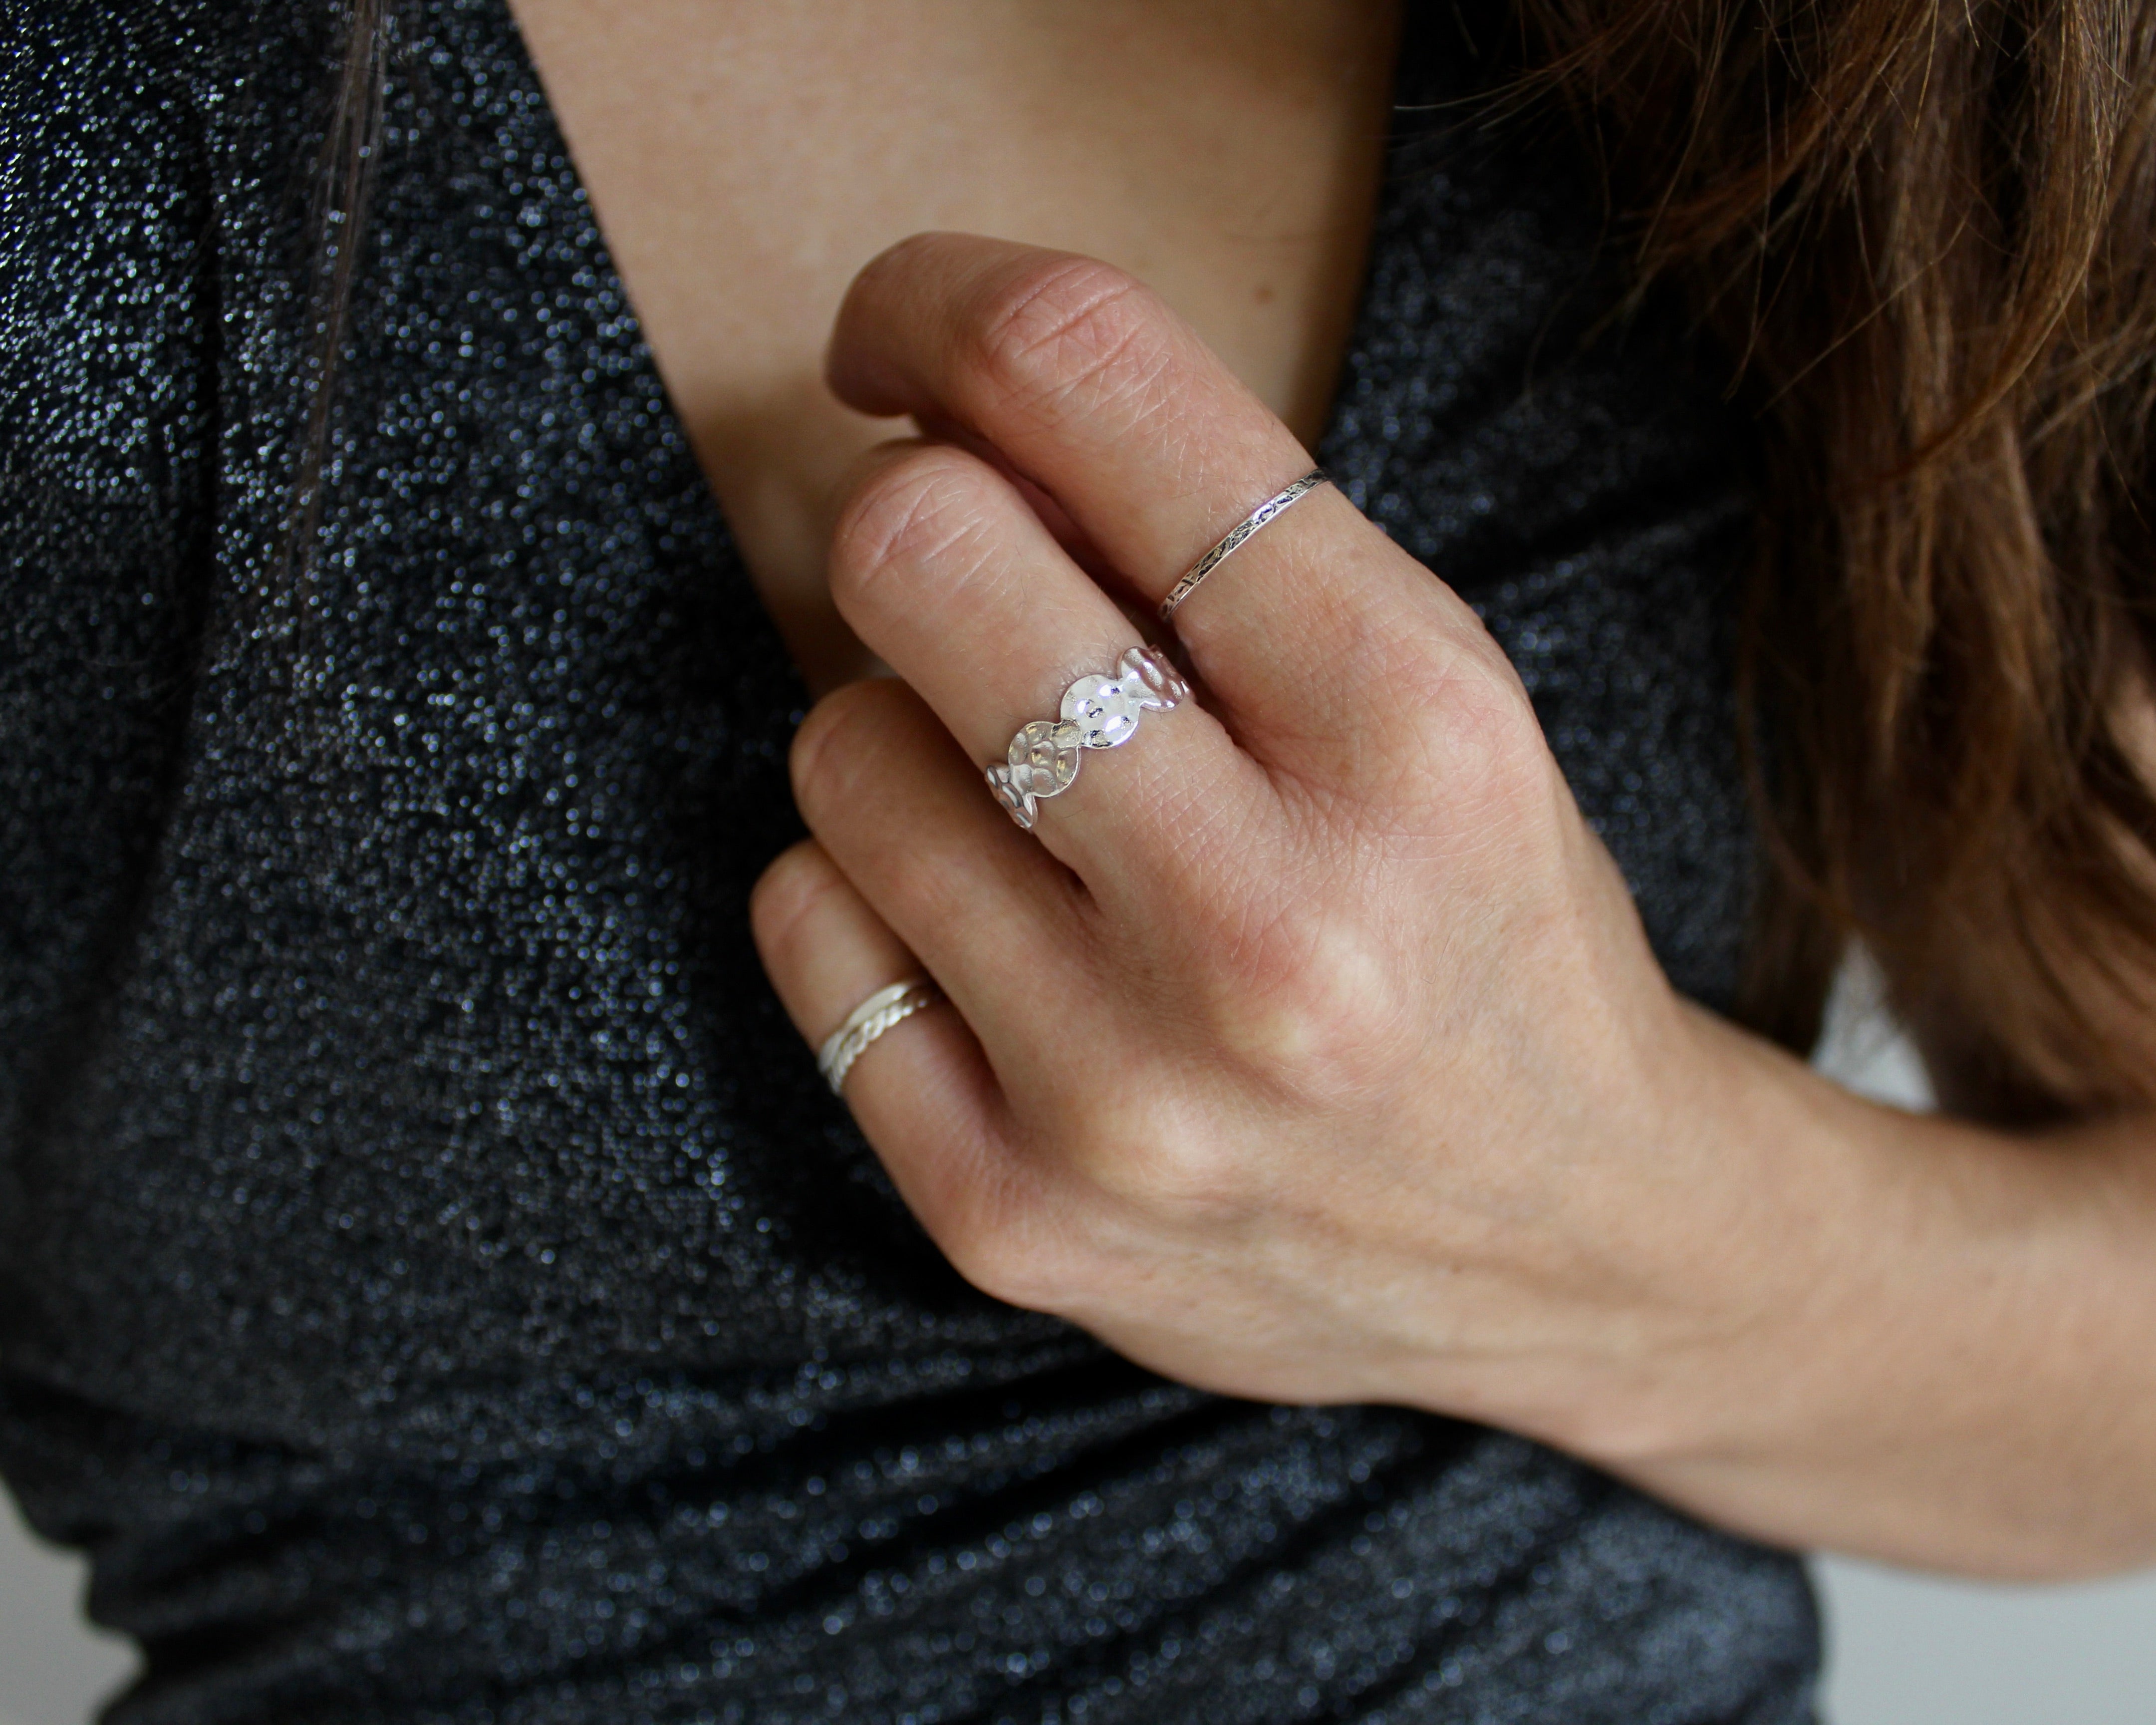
left=765, top=228, right=2156, bottom=1593
left=1578, top=1006, right=2156, bottom=1579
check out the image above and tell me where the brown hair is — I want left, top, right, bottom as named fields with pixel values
left=311, top=0, right=2156, bottom=1119
left=1505, top=0, right=2156, bottom=1120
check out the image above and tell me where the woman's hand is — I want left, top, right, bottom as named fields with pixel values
left=749, top=229, right=1800, bottom=1438
left=749, top=233, right=2156, bottom=1578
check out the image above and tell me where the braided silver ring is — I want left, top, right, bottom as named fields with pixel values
left=816, top=976, right=945, bottom=1095
left=984, top=644, right=1189, bottom=831
left=1158, top=468, right=1331, bottom=623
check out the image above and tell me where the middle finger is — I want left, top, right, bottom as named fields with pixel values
left=825, top=437, right=1279, bottom=906
left=826, top=235, right=1490, bottom=777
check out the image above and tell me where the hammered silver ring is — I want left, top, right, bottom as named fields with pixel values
left=984, top=644, right=1190, bottom=831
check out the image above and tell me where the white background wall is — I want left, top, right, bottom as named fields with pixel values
left=4, top=972, right=2154, bottom=1723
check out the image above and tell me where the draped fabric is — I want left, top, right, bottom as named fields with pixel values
left=0, top=1, right=1816, bottom=1718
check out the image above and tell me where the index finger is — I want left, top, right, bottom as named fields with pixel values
left=824, top=234, right=1492, bottom=772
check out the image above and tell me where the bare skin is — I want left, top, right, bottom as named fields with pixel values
left=509, top=1, right=2156, bottom=1582
left=510, top=0, right=1400, bottom=694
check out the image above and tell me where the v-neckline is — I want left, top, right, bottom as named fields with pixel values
left=477, top=0, right=1442, bottom=716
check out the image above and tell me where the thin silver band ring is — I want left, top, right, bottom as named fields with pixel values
left=816, top=977, right=944, bottom=1096
left=1157, top=468, right=1331, bottom=623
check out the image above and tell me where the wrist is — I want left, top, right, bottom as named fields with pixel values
left=1573, top=1005, right=2156, bottom=1576
left=1404, top=994, right=1873, bottom=1481
left=1540, top=1001, right=1879, bottom=1472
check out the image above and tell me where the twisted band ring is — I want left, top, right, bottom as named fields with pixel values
left=817, top=976, right=945, bottom=1095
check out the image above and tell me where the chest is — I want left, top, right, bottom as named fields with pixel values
left=507, top=0, right=1400, bottom=691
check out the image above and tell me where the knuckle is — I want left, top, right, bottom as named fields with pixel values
left=933, top=1186, right=1071, bottom=1312
left=1422, top=648, right=1543, bottom=789
left=963, top=255, right=1173, bottom=428
left=946, top=1225, right=1056, bottom=1312
left=1058, top=1091, right=1245, bottom=1221
left=1199, top=895, right=1421, bottom=1101
left=827, top=445, right=999, bottom=611
left=1433, top=666, right=1545, bottom=800
left=1351, top=637, right=1553, bottom=836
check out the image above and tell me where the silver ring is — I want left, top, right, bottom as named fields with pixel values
left=1157, top=468, right=1331, bottom=623
left=816, top=976, right=944, bottom=1095
left=984, top=644, right=1189, bottom=831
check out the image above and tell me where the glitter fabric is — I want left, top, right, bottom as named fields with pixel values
left=0, top=0, right=1818, bottom=1720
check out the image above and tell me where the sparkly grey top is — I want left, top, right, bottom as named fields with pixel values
left=0, top=1, right=1817, bottom=1720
